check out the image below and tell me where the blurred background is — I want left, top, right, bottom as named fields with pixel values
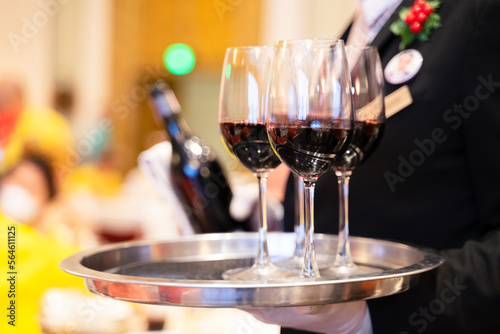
left=0, top=0, right=355, bottom=333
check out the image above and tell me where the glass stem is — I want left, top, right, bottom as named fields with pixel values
left=334, top=170, right=355, bottom=268
left=301, top=178, right=320, bottom=278
left=255, top=173, right=270, bottom=267
left=294, top=174, right=305, bottom=258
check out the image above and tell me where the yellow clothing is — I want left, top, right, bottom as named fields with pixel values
left=0, top=106, right=75, bottom=176
left=0, top=213, right=84, bottom=333
left=63, top=163, right=123, bottom=197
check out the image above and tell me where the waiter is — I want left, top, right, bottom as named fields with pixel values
left=254, top=0, right=500, bottom=333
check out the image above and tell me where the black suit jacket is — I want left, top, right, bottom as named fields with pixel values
left=282, top=0, right=500, bottom=333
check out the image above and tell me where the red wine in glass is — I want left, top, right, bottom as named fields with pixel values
left=219, top=46, right=294, bottom=281
left=266, top=39, right=354, bottom=279
left=327, top=45, right=386, bottom=277
left=267, top=121, right=352, bottom=177
left=220, top=121, right=281, bottom=173
left=334, top=120, right=384, bottom=171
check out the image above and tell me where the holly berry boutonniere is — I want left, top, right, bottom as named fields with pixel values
left=390, top=0, right=442, bottom=50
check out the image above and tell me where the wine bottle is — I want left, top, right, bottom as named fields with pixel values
left=148, top=80, right=248, bottom=233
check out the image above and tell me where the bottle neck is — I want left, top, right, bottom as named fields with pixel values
left=149, top=88, right=193, bottom=150
left=163, top=114, right=201, bottom=161
left=162, top=114, right=193, bottom=152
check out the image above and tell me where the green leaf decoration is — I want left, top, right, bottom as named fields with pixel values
left=400, top=28, right=416, bottom=50
left=399, top=8, right=411, bottom=21
left=427, top=1, right=441, bottom=9
left=390, top=20, right=407, bottom=35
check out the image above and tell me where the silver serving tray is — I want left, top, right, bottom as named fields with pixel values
left=60, top=232, right=443, bottom=308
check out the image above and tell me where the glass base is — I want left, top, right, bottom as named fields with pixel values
left=222, top=263, right=296, bottom=282
left=273, top=255, right=303, bottom=271
left=321, top=263, right=382, bottom=279
left=274, top=254, right=333, bottom=272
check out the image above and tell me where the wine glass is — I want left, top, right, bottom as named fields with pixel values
left=218, top=46, right=294, bottom=281
left=266, top=39, right=354, bottom=279
left=274, top=174, right=305, bottom=271
left=327, top=45, right=386, bottom=276
left=292, top=174, right=306, bottom=264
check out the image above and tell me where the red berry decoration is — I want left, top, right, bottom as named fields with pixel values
left=412, top=4, right=423, bottom=15
left=405, top=12, right=416, bottom=24
left=423, top=4, right=434, bottom=15
left=416, top=12, right=428, bottom=24
left=390, top=0, right=441, bottom=50
left=410, top=21, right=423, bottom=34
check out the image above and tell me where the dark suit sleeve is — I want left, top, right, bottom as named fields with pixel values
left=435, top=0, right=500, bottom=331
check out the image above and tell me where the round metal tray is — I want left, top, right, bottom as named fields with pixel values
left=60, top=232, right=443, bottom=308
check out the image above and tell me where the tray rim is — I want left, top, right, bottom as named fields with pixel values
left=60, top=232, right=444, bottom=289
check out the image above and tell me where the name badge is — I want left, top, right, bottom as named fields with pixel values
left=384, top=49, right=423, bottom=85
left=385, top=85, right=413, bottom=118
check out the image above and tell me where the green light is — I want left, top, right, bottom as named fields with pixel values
left=225, top=64, right=231, bottom=79
left=163, top=43, right=196, bottom=75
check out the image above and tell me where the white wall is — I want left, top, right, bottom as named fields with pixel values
left=67, top=0, right=113, bottom=138
left=0, top=0, right=112, bottom=138
left=0, top=0, right=55, bottom=106
left=259, top=0, right=358, bottom=46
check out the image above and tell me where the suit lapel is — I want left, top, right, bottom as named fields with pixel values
left=370, top=0, right=414, bottom=51
left=341, top=23, right=352, bottom=42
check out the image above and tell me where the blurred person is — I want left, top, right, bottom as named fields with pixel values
left=0, top=83, right=130, bottom=245
left=0, top=211, right=151, bottom=334
left=0, top=211, right=84, bottom=333
left=2, top=155, right=97, bottom=248
left=0, top=81, right=102, bottom=333
left=0, top=79, right=85, bottom=243
left=0, top=155, right=56, bottom=227
left=0, top=80, right=23, bottom=155
left=0, top=152, right=97, bottom=244
left=0, top=155, right=150, bottom=333
left=0, top=79, right=75, bottom=181
left=251, top=0, right=500, bottom=333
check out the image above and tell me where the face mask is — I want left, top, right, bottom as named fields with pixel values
left=0, top=184, right=40, bottom=224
